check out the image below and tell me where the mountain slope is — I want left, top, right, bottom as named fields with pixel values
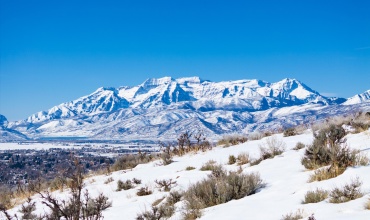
left=343, top=90, right=370, bottom=105
left=0, top=114, right=28, bottom=141
left=4, top=77, right=370, bottom=141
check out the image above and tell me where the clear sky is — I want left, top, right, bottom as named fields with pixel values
left=1, top=0, right=369, bottom=121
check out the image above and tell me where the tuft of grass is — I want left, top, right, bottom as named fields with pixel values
left=237, top=152, right=250, bottom=165
left=228, top=155, right=236, bottom=165
left=117, top=180, right=134, bottom=191
left=329, top=177, right=363, bottom=203
left=217, top=135, right=248, bottom=147
left=132, top=178, right=142, bottom=185
left=293, top=142, right=305, bottom=151
left=365, top=197, right=370, bottom=210
left=112, top=153, right=155, bottom=171
left=136, top=204, right=174, bottom=220
left=137, top=186, right=153, bottom=196
left=167, top=190, right=183, bottom=205
left=185, top=166, right=195, bottom=171
left=283, top=127, right=298, bottom=137
left=308, top=167, right=346, bottom=182
left=281, top=209, right=304, bottom=220
left=200, top=160, right=218, bottom=171
left=302, top=188, right=328, bottom=204
left=258, top=137, right=286, bottom=160
left=104, top=177, right=114, bottom=184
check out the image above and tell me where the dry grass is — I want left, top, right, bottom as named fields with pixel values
left=185, top=166, right=195, bottom=171
left=281, top=209, right=304, bottom=220
left=256, top=137, right=286, bottom=162
left=104, top=177, right=114, bottom=184
left=308, top=167, right=346, bottom=182
left=329, top=178, right=363, bottom=203
left=228, top=155, right=236, bottom=164
left=117, top=179, right=134, bottom=191
left=355, top=152, right=370, bottom=166
left=183, top=169, right=264, bottom=219
left=217, top=135, right=248, bottom=147
left=237, top=152, right=250, bottom=165
left=200, top=160, right=219, bottom=171
left=302, top=188, right=328, bottom=204
left=137, top=186, right=153, bottom=196
left=365, top=197, right=370, bottom=210
left=293, top=142, right=305, bottom=151
left=152, top=196, right=166, bottom=206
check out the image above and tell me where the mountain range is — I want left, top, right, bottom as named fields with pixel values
left=1, top=77, right=370, bottom=141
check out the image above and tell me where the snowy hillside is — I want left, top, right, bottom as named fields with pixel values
left=6, top=129, right=370, bottom=219
left=4, top=77, right=370, bottom=141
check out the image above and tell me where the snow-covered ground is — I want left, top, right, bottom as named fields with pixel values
left=4, top=129, right=370, bottom=219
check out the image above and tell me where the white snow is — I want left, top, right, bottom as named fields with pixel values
left=343, top=90, right=370, bottom=105
left=5, top=129, right=370, bottom=219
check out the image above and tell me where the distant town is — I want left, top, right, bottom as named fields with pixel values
left=0, top=142, right=158, bottom=187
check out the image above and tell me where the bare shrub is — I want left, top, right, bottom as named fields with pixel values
left=217, top=135, right=248, bottom=147
left=137, top=187, right=153, bottom=196
left=283, top=127, right=297, bottom=137
left=104, top=177, right=114, bottom=184
left=133, top=178, right=142, bottom=185
left=112, top=153, right=155, bottom=171
left=355, top=152, right=370, bottom=166
left=160, top=130, right=212, bottom=158
left=49, top=176, right=68, bottom=191
left=301, top=143, right=330, bottom=170
left=136, top=204, right=174, bottom=220
left=303, top=188, right=328, bottom=204
left=160, top=152, right=173, bottom=165
left=200, top=160, right=218, bottom=171
left=167, top=190, right=183, bottom=206
left=117, top=180, right=134, bottom=191
left=183, top=170, right=264, bottom=218
left=237, top=152, right=250, bottom=165
left=293, top=142, right=305, bottom=151
left=250, top=158, right=263, bottom=166
left=365, top=197, right=370, bottom=210
left=281, top=209, right=304, bottom=220
left=228, top=155, right=236, bottom=164
left=23, top=158, right=111, bottom=220
left=18, top=197, right=37, bottom=219
left=329, top=178, right=363, bottom=203
left=258, top=137, right=286, bottom=160
left=155, top=179, right=177, bottom=192
left=301, top=124, right=365, bottom=181
left=248, top=132, right=265, bottom=140
left=185, top=166, right=195, bottom=171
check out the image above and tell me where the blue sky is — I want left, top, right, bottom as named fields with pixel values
left=1, top=0, right=369, bottom=121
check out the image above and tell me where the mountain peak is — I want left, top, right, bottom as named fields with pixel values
left=0, top=114, right=8, bottom=128
left=343, top=89, right=370, bottom=105
left=142, top=77, right=174, bottom=87
left=176, top=76, right=207, bottom=84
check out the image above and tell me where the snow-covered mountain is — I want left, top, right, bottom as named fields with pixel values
left=4, top=77, right=370, bottom=141
left=343, top=90, right=370, bottom=105
left=0, top=114, right=28, bottom=141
